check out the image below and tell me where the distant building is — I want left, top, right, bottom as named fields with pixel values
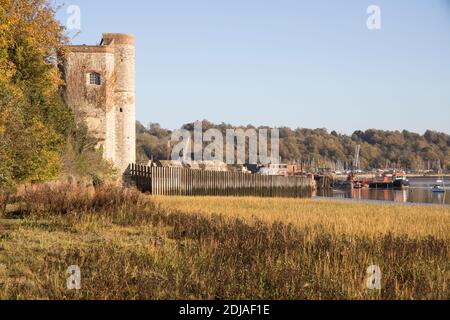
left=155, top=160, right=229, bottom=172
left=61, top=33, right=136, bottom=174
left=259, top=164, right=289, bottom=176
left=157, top=160, right=185, bottom=168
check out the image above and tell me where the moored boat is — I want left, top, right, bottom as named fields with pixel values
left=369, top=170, right=409, bottom=189
left=432, top=185, right=445, bottom=193
left=432, top=174, right=446, bottom=193
left=392, top=171, right=410, bottom=188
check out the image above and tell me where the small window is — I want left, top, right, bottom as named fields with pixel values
left=119, top=108, right=123, bottom=113
left=89, top=72, right=101, bottom=85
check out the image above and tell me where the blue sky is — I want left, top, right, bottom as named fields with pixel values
left=56, top=0, right=450, bottom=134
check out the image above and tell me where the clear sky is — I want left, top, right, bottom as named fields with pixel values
left=56, top=0, right=450, bottom=134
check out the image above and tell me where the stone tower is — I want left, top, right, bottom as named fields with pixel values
left=62, top=33, right=136, bottom=173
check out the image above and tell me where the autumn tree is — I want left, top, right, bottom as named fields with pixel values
left=0, top=0, right=73, bottom=194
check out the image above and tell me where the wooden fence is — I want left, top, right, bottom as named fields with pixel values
left=128, top=164, right=312, bottom=198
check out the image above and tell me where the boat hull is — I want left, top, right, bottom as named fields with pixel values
left=369, top=180, right=409, bottom=189
left=369, top=182, right=394, bottom=189
left=393, top=179, right=410, bottom=188
left=432, top=186, right=445, bottom=193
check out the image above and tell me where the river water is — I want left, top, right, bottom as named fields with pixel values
left=314, top=177, right=449, bottom=206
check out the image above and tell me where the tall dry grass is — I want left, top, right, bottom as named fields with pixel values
left=11, top=182, right=142, bottom=216
left=153, top=196, right=450, bottom=239
left=0, top=184, right=448, bottom=300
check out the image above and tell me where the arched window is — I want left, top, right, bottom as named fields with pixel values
left=89, top=72, right=101, bottom=85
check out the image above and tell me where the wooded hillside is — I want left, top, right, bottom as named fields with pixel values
left=137, top=120, right=449, bottom=172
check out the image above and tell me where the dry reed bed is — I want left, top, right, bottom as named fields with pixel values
left=153, top=196, right=450, bottom=239
left=0, top=184, right=448, bottom=300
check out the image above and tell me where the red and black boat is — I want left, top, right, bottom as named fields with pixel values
left=369, top=171, right=410, bottom=189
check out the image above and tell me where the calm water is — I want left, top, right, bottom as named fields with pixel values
left=314, top=178, right=450, bottom=206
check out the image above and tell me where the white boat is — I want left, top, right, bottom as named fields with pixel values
left=432, top=185, right=445, bottom=193
left=432, top=171, right=446, bottom=193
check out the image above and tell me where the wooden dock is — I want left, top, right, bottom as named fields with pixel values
left=314, top=174, right=334, bottom=190
left=128, top=164, right=312, bottom=198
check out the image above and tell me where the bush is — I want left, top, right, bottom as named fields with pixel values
left=15, top=182, right=142, bottom=216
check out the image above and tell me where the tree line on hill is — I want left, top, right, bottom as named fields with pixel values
left=136, top=121, right=449, bottom=173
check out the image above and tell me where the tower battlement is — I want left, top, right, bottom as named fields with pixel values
left=62, top=33, right=136, bottom=174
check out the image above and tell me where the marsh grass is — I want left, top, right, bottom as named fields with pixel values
left=153, top=196, right=450, bottom=239
left=0, top=184, right=448, bottom=300
left=12, top=183, right=142, bottom=216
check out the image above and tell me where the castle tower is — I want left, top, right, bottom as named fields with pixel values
left=62, top=33, right=136, bottom=174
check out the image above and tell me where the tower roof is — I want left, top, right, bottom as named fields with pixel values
left=64, top=33, right=134, bottom=53
left=101, top=33, right=135, bottom=45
